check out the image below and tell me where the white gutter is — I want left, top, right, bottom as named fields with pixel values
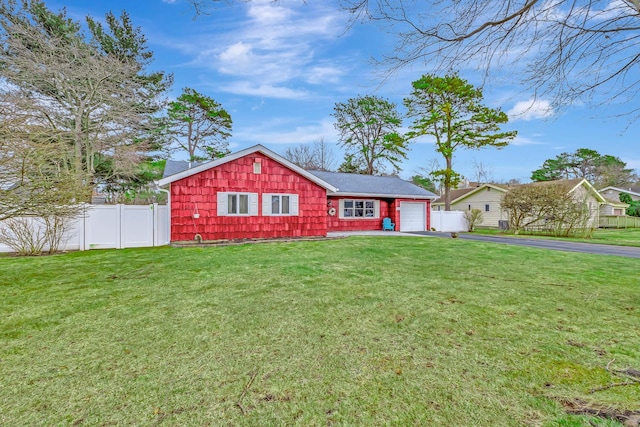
left=156, top=184, right=171, bottom=244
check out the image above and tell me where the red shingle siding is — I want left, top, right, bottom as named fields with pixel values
left=170, top=154, right=328, bottom=241
left=326, top=197, right=394, bottom=231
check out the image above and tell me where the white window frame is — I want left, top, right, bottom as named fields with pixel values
left=217, top=192, right=258, bottom=216
left=339, top=199, right=380, bottom=219
left=262, top=193, right=299, bottom=216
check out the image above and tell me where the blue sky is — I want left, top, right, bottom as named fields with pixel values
left=48, top=0, right=639, bottom=183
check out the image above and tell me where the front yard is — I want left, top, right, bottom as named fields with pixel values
left=1, top=236, right=638, bottom=426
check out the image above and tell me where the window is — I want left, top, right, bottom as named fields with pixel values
left=262, top=193, right=298, bottom=216
left=253, top=162, right=261, bottom=174
left=340, top=199, right=379, bottom=219
left=485, top=204, right=490, bottom=212
left=229, top=194, right=249, bottom=214
left=271, top=195, right=290, bottom=215
left=217, top=192, right=258, bottom=216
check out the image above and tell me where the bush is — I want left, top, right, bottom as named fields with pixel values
left=0, top=214, right=74, bottom=255
left=463, top=208, right=484, bottom=231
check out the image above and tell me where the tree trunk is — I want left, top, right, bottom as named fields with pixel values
left=444, top=156, right=453, bottom=211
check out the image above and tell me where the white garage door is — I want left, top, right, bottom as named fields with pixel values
left=399, top=202, right=426, bottom=232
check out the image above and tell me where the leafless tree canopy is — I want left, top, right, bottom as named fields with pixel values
left=0, top=2, right=169, bottom=191
left=284, top=138, right=337, bottom=171
left=341, top=0, right=640, bottom=120
left=501, top=180, right=595, bottom=236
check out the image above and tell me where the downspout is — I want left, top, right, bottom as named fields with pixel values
left=156, top=184, right=171, bottom=244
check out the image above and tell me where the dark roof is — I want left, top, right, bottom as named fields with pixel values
left=307, top=170, right=436, bottom=199
left=162, top=160, right=205, bottom=179
left=433, top=187, right=477, bottom=205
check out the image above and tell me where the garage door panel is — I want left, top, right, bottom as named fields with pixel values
left=400, top=202, right=426, bottom=232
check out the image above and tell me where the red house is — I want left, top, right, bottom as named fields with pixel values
left=157, top=145, right=436, bottom=242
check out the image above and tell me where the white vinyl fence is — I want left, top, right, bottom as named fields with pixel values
left=0, top=204, right=169, bottom=253
left=430, top=210, right=467, bottom=232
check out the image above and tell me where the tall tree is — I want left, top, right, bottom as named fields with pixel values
left=0, top=1, right=171, bottom=197
left=167, top=88, right=232, bottom=161
left=404, top=74, right=516, bottom=210
left=339, top=0, right=640, bottom=125
left=332, top=95, right=408, bottom=175
left=410, top=175, right=437, bottom=193
left=337, top=153, right=367, bottom=174
left=531, top=148, right=637, bottom=188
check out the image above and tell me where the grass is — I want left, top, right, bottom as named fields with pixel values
left=473, top=227, right=640, bottom=247
left=1, top=236, right=639, bottom=426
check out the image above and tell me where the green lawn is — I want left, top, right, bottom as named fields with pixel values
left=473, top=227, right=640, bottom=247
left=1, top=237, right=639, bottom=426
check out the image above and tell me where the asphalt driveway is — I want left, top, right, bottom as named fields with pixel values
left=409, top=231, right=640, bottom=258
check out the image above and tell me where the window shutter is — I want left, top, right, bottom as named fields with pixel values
left=290, top=194, right=299, bottom=216
left=249, top=193, right=258, bottom=216
left=217, top=192, right=227, bottom=216
left=338, top=199, right=344, bottom=218
left=262, top=193, right=271, bottom=216
left=374, top=200, right=380, bottom=218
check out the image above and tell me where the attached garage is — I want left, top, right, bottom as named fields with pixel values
left=399, top=202, right=427, bottom=232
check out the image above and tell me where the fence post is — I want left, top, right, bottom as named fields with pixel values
left=117, top=204, right=123, bottom=249
left=78, top=204, right=86, bottom=251
left=152, top=203, right=158, bottom=247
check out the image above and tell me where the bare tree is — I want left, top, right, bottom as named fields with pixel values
left=340, top=0, right=640, bottom=122
left=0, top=2, right=170, bottom=192
left=0, top=107, right=87, bottom=254
left=501, top=181, right=594, bottom=237
left=0, top=96, right=90, bottom=221
left=312, top=138, right=337, bottom=171
left=284, top=139, right=337, bottom=171
left=284, top=144, right=318, bottom=169
left=472, top=161, right=495, bottom=184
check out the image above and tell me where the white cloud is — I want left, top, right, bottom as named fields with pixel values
left=508, top=98, right=554, bottom=121
left=181, top=1, right=348, bottom=98
left=510, top=135, right=544, bottom=146
left=234, top=118, right=337, bottom=145
left=306, top=65, right=345, bottom=85
left=220, top=82, right=309, bottom=99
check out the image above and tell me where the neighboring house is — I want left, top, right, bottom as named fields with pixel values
left=157, top=145, right=436, bottom=242
left=433, top=179, right=607, bottom=228
left=599, top=186, right=640, bottom=202
left=600, top=198, right=629, bottom=216
left=432, top=183, right=510, bottom=228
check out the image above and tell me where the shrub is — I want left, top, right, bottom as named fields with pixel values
left=463, top=208, right=484, bottom=231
